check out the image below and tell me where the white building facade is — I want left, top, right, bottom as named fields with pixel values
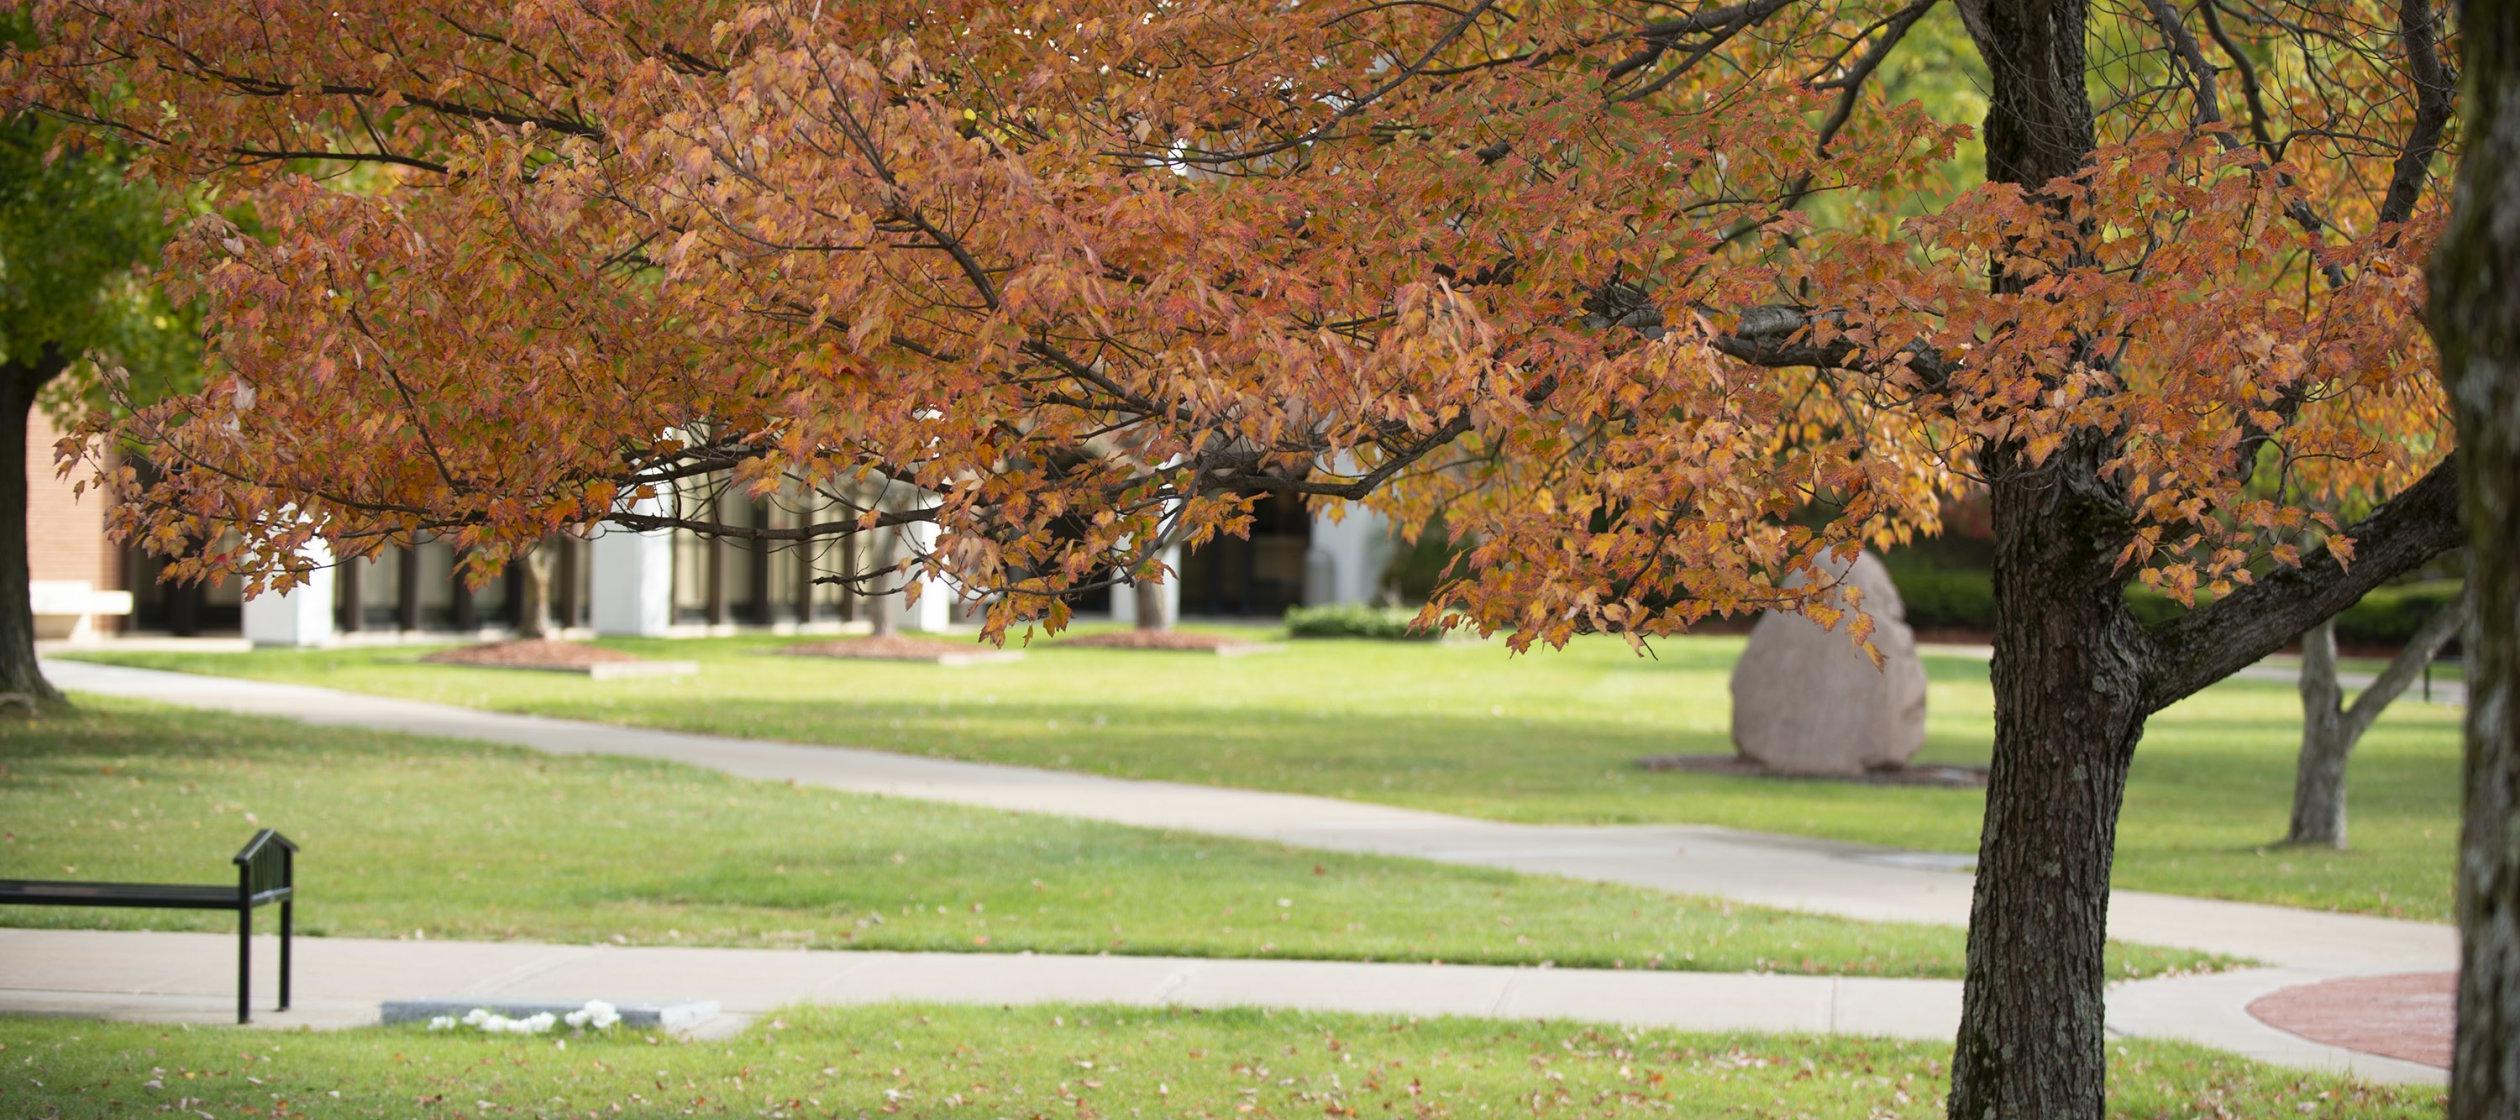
left=217, top=496, right=1393, bottom=647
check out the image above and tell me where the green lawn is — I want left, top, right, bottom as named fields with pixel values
left=0, top=698, right=2220, bottom=978
left=63, top=626, right=2466, bottom=919
left=0, top=1004, right=2440, bottom=1119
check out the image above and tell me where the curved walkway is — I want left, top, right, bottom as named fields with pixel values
left=25, top=659, right=2458, bottom=1085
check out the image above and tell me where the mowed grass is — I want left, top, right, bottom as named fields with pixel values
left=0, top=1004, right=2440, bottom=1119
left=65, top=625, right=2466, bottom=919
left=0, top=699, right=2223, bottom=979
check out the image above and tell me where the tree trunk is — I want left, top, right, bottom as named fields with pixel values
left=2289, top=594, right=2469, bottom=848
left=2289, top=620, right=2353, bottom=847
left=514, top=545, right=554, bottom=640
left=0, top=354, right=69, bottom=708
left=1132, top=577, right=1171, bottom=632
left=1948, top=444, right=2148, bottom=1120
left=2432, top=4, right=2520, bottom=1112
left=1944, top=3, right=2121, bottom=1116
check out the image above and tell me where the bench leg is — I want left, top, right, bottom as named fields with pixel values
left=279, top=901, right=292, bottom=1011
left=238, top=905, right=252, bottom=1025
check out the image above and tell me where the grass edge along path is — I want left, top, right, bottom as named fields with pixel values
left=0, top=696, right=2226, bottom=980
left=0, top=1003, right=2443, bottom=1119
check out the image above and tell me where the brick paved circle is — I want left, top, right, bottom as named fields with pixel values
left=2245, top=971, right=2454, bottom=1069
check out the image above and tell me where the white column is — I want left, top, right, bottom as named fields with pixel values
left=1305, top=501, right=1392, bottom=606
left=887, top=519, right=954, bottom=633
left=1110, top=492, right=1184, bottom=625
left=591, top=496, right=674, bottom=636
left=242, top=539, right=337, bottom=648
left=1109, top=543, right=1183, bottom=625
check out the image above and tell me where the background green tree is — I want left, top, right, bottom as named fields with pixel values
left=1, top=16, right=195, bottom=705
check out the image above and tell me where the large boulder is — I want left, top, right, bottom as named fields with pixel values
left=1729, top=552, right=1928, bottom=776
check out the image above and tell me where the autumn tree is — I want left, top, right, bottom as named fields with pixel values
left=2431, top=1, right=2517, bottom=1111
left=3, top=2, right=2469, bottom=1116
left=0, top=12, right=190, bottom=705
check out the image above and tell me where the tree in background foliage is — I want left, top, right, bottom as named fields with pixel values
left=2430, top=1, right=2518, bottom=1113
left=1, top=3, right=2470, bottom=1115
left=0, top=14, right=191, bottom=705
left=2286, top=578, right=2468, bottom=848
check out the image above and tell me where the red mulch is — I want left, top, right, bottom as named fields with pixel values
left=420, top=639, right=649, bottom=670
left=2247, top=971, right=2454, bottom=1069
left=1633, top=753, right=1989, bottom=788
left=1058, top=630, right=1265, bottom=652
left=782, top=635, right=1015, bottom=662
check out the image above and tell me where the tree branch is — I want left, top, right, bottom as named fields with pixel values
left=2378, top=0, right=2455, bottom=227
left=2146, top=455, right=2466, bottom=711
left=1703, top=304, right=1960, bottom=384
left=607, top=506, right=933, bottom=540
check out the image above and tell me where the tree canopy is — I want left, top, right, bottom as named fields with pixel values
left=1, top=0, right=2453, bottom=639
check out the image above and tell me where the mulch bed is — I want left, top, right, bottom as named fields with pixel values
left=1634, top=753, right=1989, bottom=788
left=420, top=639, right=650, bottom=670
left=2247, top=971, right=2453, bottom=1069
left=1057, top=630, right=1275, bottom=654
left=781, top=635, right=1024, bottom=664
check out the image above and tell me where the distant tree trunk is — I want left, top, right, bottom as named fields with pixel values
left=2287, top=593, right=2469, bottom=848
left=514, top=545, right=554, bottom=640
left=0, top=348, right=70, bottom=709
left=2290, top=620, right=2353, bottom=846
left=1132, top=578, right=1171, bottom=632
left=2432, top=5, right=2520, bottom=1113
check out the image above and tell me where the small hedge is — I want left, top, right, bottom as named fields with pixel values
left=1881, top=563, right=1998, bottom=632
left=1881, top=555, right=2461, bottom=647
left=2321, top=579, right=2467, bottom=646
left=1284, top=604, right=1442, bottom=641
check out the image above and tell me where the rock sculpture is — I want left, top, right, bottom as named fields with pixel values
left=1729, top=551, right=1929, bottom=776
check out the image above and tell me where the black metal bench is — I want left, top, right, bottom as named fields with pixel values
left=0, top=829, right=296, bottom=1023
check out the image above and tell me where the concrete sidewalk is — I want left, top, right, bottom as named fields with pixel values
left=0, top=928, right=2445, bottom=1085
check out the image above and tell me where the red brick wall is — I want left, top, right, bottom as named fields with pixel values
left=23, top=403, right=120, bottom=595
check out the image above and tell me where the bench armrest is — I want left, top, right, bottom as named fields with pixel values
left=233, top=829, right=296, bottom=903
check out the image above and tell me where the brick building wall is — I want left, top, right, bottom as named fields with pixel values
left=23, top=403, right=120, bottom=595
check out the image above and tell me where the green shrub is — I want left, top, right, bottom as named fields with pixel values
left=1881, top=563, right=1999, bottom=631
left=1284, top=603, right=1441, bottom=641
left=2331, top=579, right=2465, bottom=646
left=1385, top=527, right=1467, bottom=603
left=2124, top=584, right=2186, bottom=628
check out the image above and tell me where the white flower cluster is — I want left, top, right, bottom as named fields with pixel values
left=425, top=1000, right=620, bottom=1035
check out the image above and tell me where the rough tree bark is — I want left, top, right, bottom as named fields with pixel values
left=2287, top=591, right=2470, bottom=849
left=1954, top=440, right=2148, bottom=1119
left=2431, top=3, right=2520, bottom=1112
left=0, top=347, right=71, bottom=708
